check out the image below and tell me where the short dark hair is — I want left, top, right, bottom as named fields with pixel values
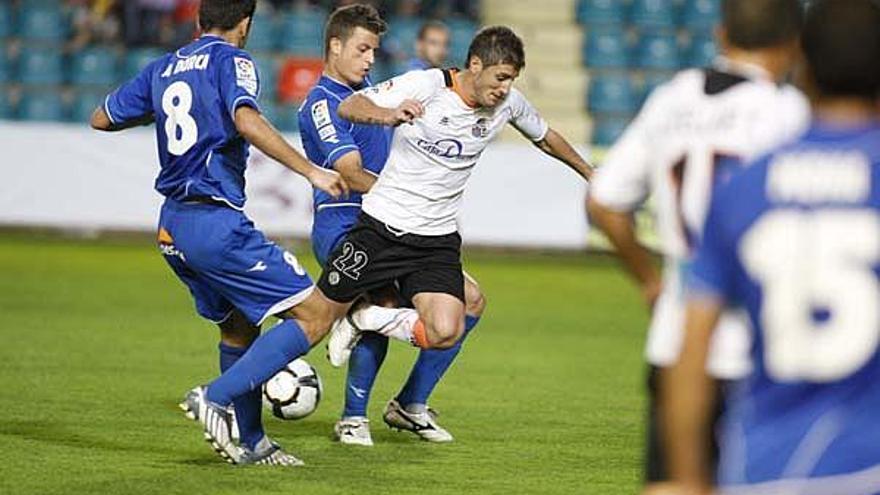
left=198, top=0, right=256, bottom=32
left=802, top=0, right=880, bottom=99
left=418, top=20, right=448, bottom=41
left=324, top=4, right=387, bottom=58
left=466, top=26, right=525, bottom=70
left=722, top=0, right=803, bottom=49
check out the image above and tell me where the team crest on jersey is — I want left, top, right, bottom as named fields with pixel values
left=471, top=118, right=489, bottom=138
left=233, top=57, right=258, bottom=96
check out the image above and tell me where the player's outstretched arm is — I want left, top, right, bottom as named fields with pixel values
left=234, top=106, right=349, bottom=199
left=338, top=94, right=424, bottom=127
left=661, top=299, right=721, bottom=495
left=333, top=151, right=378, bottom=193
left=89, top=107, right=154, bottom=132
left=534, top=128, right=594, bottom=182
left=587, top=199, right=662, bottom=308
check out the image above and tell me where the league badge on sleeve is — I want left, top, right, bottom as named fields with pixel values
left=234, top=57, right=258, bottom=96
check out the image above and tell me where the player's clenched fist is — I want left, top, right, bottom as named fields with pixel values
left=388, top=99, right=424, bottom=126
left=308, top=167, right=350, bottom=199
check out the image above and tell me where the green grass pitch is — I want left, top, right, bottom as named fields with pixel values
left=0, top=233, right=649, bottom=494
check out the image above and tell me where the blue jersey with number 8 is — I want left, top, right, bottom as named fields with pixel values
left=104, top=34, right=260, bottom=209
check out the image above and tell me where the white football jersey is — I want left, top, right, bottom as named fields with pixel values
left=591, top=58, right=810, bottom=378
left=358, top=68, right=549, bottom=235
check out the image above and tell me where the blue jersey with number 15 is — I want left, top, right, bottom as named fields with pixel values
left=690, top=121, right=880, bottom=491
left=104, top=34, right=261, bottom=209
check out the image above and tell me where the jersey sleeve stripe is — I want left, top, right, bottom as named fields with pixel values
left=104, top=94, right=117, bottom=124
left=229, top=95, right=259, bottom=119
left=324, top=144, right=359, bottom=167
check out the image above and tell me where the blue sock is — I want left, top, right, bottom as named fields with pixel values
left=342, top=332, right=389, bottom=418
left=207, top=319, right=311, bottom=406
left=219, top=342, right=264, bottom=450
left=396, top=315, right=480, bottom=407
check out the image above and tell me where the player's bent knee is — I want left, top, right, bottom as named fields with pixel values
left=426, top=318, right=465, bottom=349
left=465, top=285, right=486, bottom=317
left=218, top=310, right=259, bottom=347
left=280, top=289, right=345, bottom=346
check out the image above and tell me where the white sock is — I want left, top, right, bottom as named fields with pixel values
left=352, top=306, right=424, bottom=347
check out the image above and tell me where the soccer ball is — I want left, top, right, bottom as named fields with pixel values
left=262, top=358, right=323, bottom=420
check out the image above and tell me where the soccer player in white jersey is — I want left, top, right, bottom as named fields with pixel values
left=587, top=0, right=809, bottom=492
left=318, top=26, right=593, bottom=376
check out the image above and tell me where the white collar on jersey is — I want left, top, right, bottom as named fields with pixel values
left=712, top=56, right=773, bottom=82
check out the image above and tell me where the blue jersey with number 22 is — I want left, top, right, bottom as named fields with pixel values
left=689, top=121, right=880, bottom=493
left=104, top=34, right=260, bottom=209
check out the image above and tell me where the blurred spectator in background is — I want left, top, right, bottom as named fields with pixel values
left=123, top=0, right=176, bottom=47
left=171, top=0, right=199, bottom=45
left=407, top=20, right=448, bottom=70
left=69, top=0, right=120, bottom=50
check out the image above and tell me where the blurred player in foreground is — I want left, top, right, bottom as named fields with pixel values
left=319, top=26, right=593, bottom=390
left=407, top=20, right=449, bottom=71
left=300, top=5, right=483, bottom=446
left=664, top=0, right=880, bottom=493
left=90, top=0, right=416, bottom=466
left=588, top=0, right=808, bottom=492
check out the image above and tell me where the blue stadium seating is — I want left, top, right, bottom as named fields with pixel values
left=0, top=90, right=12, bottom=120
left=251, top=54, right=279, bottom=100
left=592, top=116, right=631, bottom=146
left=447, top=18, right=478, bottom=67
left=576, top=0, right=626, bottom=26
left=247, top=11, right=277, bottom=52
left=635, top=32, right=680, bottom=70
left=684, top=35, right=716, bottom=67
left=261, top=101, right=298, bottom=133
left=0, top=49, right=9, bottom=84
left=18, top=3, right=68, bottom=42
left=0, top=3, right=13, bottom=38
left=124, top=48, right=164, bottom=79
left=18, top=47, right=64, bottom=85
left=277, top=10, right=325, bottom=57
left=640, top=72, right=674, bottom=104
left=630, top=0, right=677, bottom=31
left=69, top=91, right=105, bottom=124
left=70, top=47, right=119, bottom=86
left=583, top=28, right=629, bottom=69
left=682, top=0, right=721, bottom=32
left=18, top=92, right=66, bottom=122
left=386, top=17, right=421, bottom=59
left=588, top=74, right=636, bottom=114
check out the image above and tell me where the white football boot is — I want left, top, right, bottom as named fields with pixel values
left=382, top=399, right=454, bottom=443
left=333, top=417, right=374, bottom=446
left=179, top=386, right=242, bottom=463
left=326, top=314, right=362, bottom=368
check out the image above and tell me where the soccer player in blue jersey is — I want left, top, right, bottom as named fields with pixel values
left=89, top=0, right=419, bottom=466
left=664, top=0, right=880, bottom=493
left=299, top=4, right=484, bottom=446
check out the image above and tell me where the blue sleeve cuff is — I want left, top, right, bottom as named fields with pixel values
left=229, top=95, right=260, bottom=119
left=104, top=93, right=117, bottom=124
left=325, top=144, right=359, bottom=167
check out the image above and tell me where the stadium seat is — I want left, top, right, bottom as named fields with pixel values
left=18, top=47, right=64, bottom=85
left=385, top=17, right=421, bottom=59
left=587, top=74, right=637, bottom=115
left=682, top=0, right=721, bottom=32
left=277, top=10, right=326, bottom=57
left=261, top=101, right=298, bottom=133
left=123, top=48, right=164, bottom=79
left=18, top=92, right=66, bottom=122
left=576, top=0, right=626, bottom=26
left=0, top=2, right=13, bottom=38
left=592, top=116, right=632, bottom=147
left=17, top=3, right=68, bottom=42
left=447, top=18, right=478, bottom=67
left=0, top=49, right=9, bottom=84
left=582, top=28, right=629, bottom=69
left=684, top=35, right=717, bottom=68
left=0, top=90, right=12, bottom=120
left=635, top=32, right=681, bottom=70
left=251, top=53, right=279, bottom=100
left=640, top=72, right=674, bottom=104
left=630, top=0, right=677, bottom=31
left=246, top=10, right=277, bottom=52
left=278, top=57, right=322, bottom=103
left=70, top=47, right=120, bottom=86
left=69, top=90, right=105, bottom=124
